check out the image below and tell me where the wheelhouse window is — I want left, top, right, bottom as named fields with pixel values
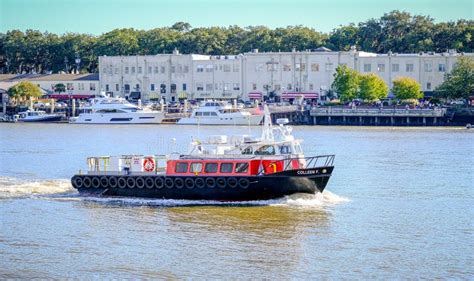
left=280, top=145, right=291, bottom=154
left=175, top=162, right=188, bottom=173
left=190, top=163, right=203, bottom=173
left=205, top=163, right=218, bottom=173
left=220, top=163, right=233, bottom=173
left=235, top=163, right=249, bottom=173
left=255, top=145, right=275, bottom=155
left=242, top=146, right=253, bottom=155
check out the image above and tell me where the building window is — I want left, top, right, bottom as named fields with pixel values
left=325, top=63, right=333, bottom=72
left=125, top=67, right=129, bottom=74
left=196, top=83, right=203, bottom=91
left=406, top=63, right=414, bottom=72
left=438, top=63, right=446, bottom=72
left=233, top=64, right=240, bottom=72
left=363, top=64, right=371, bottom=72
left=283, top=64, right=291, bottom=71
left=255, top=64, right=263, bottom=72
left=160, top=66, right=165, bottom=73
left=206, top=65, right=213, bottom=72
left=131, top=67, right=136, bottom=74
left=67, top=83, right=74, bottom=90
left=205, top=84, right=213, bottom=91
left=287, top=84, right=292, bottom=90
left=311, top=63, right=319, bottom=72
left=171, top=84, right=176, bottom=94
left=424, top=62, right=432, bottom=72
left=138, top=67, right=142, bottom=74
left=392, top=64, right=399, bottom=72
left=148, top=66, right=152, bottom=74
left=150, top=84, right=155, bottom=91
left=182, top=83, right=187, bottom=91
left=102, top=68, right=106, bottom=74
left=426, top=82, right=431, bottom=90
left=196, top=65, right=204, bottom=72
left=115, top=84, right=119, bottom=91
left=124, top=84, right=130, bottom=93
left=295, top=63, right=306, bottom=71
left=233, top=83, right=240, bottom=91
left=223, top=64, right=231, bottom=72
left=169, top=66, right=174, bottom=73
left=183, top=65, right=189, bottom=73
left=154, top=66, right=158, bottom=74
left=135, top=84, right=140, bottom=91
left=309, top=84, right=314, bottom=90
left=178, top=65, right=182, bottom=73
left=105, top=84, right=109, bottom=91
left=377, top=64, right=385, bottom=72
left=160, top=84, right=166, bottom=93
left=252, top=83, right=257, bottom=90
left=90, top=83, right=96, bottom=91
left=267, top=63, right=278, bottom=72
left=114, top=68, right=119, bottom=74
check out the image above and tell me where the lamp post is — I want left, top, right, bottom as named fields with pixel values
left=75, top=54, right=81, bottom=74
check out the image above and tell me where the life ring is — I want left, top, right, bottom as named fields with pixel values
left=108, top=176, right=118, bottom=188
left=155, top=177, right=165, bottom=189
left=205, top=177, right=216, bottom=188
left=118, top=177, right=127, bottom=188
left=72, top=176, right=83, bottom=188
left=143, top=157, right=155, bottom=172
left=100, top=176, right=108, bottom=187
left=185, top=178, right=195, bottom=189
left=145, top=177, right=154, bottom=189
left=216, top=177, right=226, bottom=188
left=165, top=178, right=174, bottom=189
left=136, top=177, right=145, bottom=189
left=174, top=178, right=184, bottom=189
left=238, top=178, right=250, bottom=189
left=195, top=178, right=205, bottom=189
left=91, top=177, right=100, bottom=188
left=83, top=177, right=92, bottom=188
left=227, top=177, right=238, bottom=188
left=126, top=177, right=136, bottom=188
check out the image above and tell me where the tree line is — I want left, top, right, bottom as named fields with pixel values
left=0, top=10, right=473, bottom=74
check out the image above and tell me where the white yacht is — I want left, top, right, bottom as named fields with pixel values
left=17, top=110, right=63, bottom=122
left=177, top=101, right=263, bottom=125
left=69, top=96, right=164, bottom=124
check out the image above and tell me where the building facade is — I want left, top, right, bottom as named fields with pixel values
left=99, top=49, right=473, bottom=101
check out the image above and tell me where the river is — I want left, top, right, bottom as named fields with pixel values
left=0, top=123, right=472, bottom=279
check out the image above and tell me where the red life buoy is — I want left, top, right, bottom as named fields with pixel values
left=143, top=157, right=155, bottom=172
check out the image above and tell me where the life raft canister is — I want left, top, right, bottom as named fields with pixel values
left=143, top=157, right=155, bottom=172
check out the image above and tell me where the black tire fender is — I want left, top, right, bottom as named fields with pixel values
left=195, top=178, right=205, bottom=189
left=91, top=177, right=100, bottom=188
left=216, top=177, right=226, bottom=188
left=238, top=178, right=250, bottom=189
left=155, top=177, right=165, bottom=189
left=175, top=178, right=184, bottom=189
left=145, top=177, right=154, bottom=189
left=126, top=177, right=136, bottom=189
left=165, top=177, right=174, bottom=189
left=227, top=177, right=238, bottom=188
left=205, top=177, right=216, bottom=188
left=185, top=177, right=195, bottom=189
left=108, top=176, right=118, bottom=188
left=118, top=177, right=127, bottom=189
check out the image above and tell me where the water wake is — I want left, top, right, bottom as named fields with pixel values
left=0, top=176, right=75, bottom=199
left=0, top=176, right=349, bottom=207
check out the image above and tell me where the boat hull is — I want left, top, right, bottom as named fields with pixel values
left=70, top=112, right=164, bottom=124
left=177, top=114, right=263, bottom=125
left=71, top=167, right=333, bottom=201
left=19, top=116, right=63, bottom=122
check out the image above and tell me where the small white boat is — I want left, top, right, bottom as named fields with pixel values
left=70, top=96, right=164, bottom=124
left=17, top=110, right=63, bottom=122
left=177, top=101, right=263, bottom=125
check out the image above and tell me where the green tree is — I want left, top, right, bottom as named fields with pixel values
left=54, top=83, right=66, bottom=94
left=7, top=81, right=42, bottom=101
left=358, top=73, right=388, bottom=101
left=435, top=56, right=474, bottom=102
left=331, top=65, right=360, bottom=101
left=392, top=77, right=423, bottom=100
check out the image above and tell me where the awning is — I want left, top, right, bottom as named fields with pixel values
left=178, top=92, right=188, bottom=99
left=248, top=91, right=263, bottom=99
left=281, top=92, right=319, bottom=99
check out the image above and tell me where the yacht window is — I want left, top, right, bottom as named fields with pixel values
left=203, top=112, right=211, bottom=116
left=175, top=162, right=188, bottom=173
left=235, top=163, right=249, bottom=173
left=220, top=163, right=233, bottom=173
left=242, top=147, right=253, bottom=155
left=211, top=112, right=217, bottom=116
left=190, top=163, right=203, bottom=173
left=255, top=145, right=275, bottom=155
left=195, top=112, right=203, bottom=116
left=205, top=163, right=218, bottom=173
left=280, top=145, right=291, bottom=154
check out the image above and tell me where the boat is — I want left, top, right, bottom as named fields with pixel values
left=177, top=100, right=263, bottom=125
left=70, top=107, right=335, bottom=201
left=17, top=110, right=63, bottom=122
left=69, top=95, right=164, bottom=124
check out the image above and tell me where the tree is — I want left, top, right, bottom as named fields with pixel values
left=331, top=65, right=360, bottom=101
left=7, top=81, right=42, bottom=103
left=54, top=83, right=66, bottom=94
left=392, top=77, right=423, bottom=100
left=358, top=74, right=388, bottom=101
left=435, top=56, right=474, bottom=102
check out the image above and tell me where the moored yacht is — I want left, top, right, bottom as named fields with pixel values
left=177, top=101, right=263, bottom=125
left=69, top=96, right=164, bottom=124
left=17, top=110, right=63, bottom=122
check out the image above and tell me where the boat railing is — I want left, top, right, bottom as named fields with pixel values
left=259, top=155, right=335, bottom=174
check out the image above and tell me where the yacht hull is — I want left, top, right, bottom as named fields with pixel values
left=18, top=116, right=63, bottom=122
left=177, top=114, right=263, bottom=125
left=70, top=112, right=164, bottom=124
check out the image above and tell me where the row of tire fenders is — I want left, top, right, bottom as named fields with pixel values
left=72, top=175, right=251, bottom=189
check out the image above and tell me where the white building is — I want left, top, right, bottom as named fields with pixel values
left=99, top=48, right=473, bottom=101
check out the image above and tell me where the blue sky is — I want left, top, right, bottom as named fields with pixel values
left=0, top=0, right=472, bottom=34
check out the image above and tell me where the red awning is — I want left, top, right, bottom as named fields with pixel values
left=281, top=92, right=319, bottom=99
left=48, top=94, right=95, bottom=100
left=248, top=92, right=263, bottom=99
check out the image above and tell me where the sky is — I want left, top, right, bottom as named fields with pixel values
left=0, top=0, right=473, bottom=35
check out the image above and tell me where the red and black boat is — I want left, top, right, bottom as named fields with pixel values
left=71, top=107, right=335, bottom=201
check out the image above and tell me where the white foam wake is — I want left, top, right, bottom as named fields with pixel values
left=0, top=176, right=75, bottom=199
